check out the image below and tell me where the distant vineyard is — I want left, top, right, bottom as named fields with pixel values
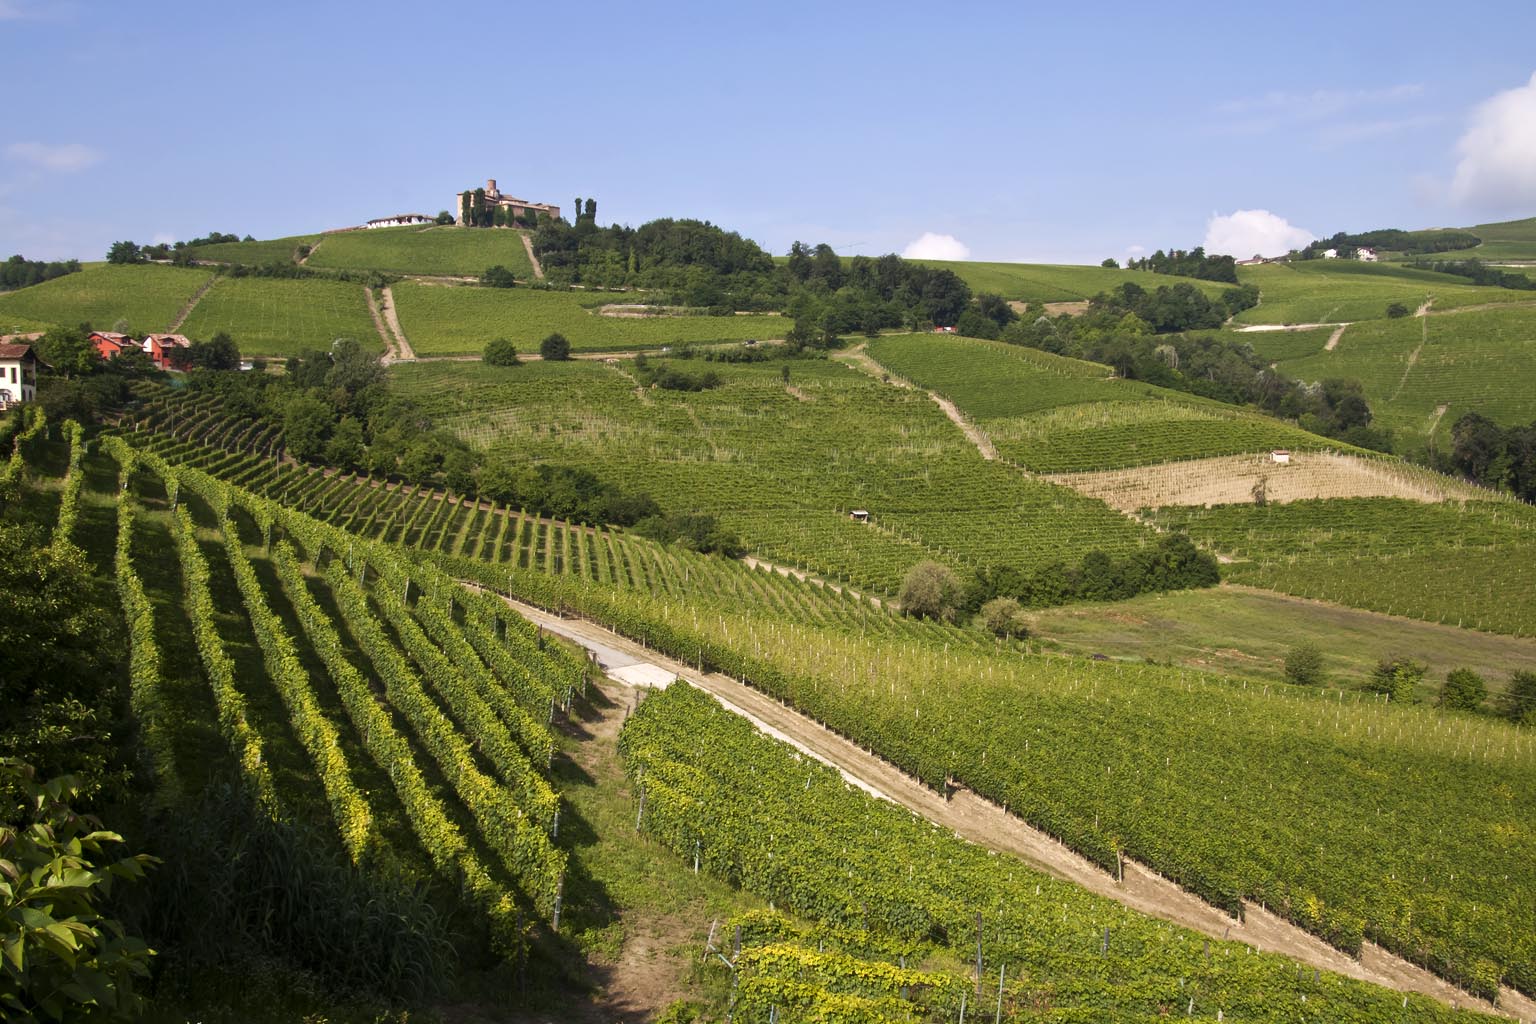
left=0, top=263, right=213, bottom=335
left=306, top=225, right=536, bottom=278
left=867, top=334, right=1343, bottom=471
left=1150, top=497, right=1536, bottom=636
left=178, top=275, right=380, bottom=357
left=1233, top=261, right=1527, bottom=325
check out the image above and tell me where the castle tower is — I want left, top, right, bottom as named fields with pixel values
left=486, top=178, right=499, bottom=199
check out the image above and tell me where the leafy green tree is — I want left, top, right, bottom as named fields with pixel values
left=35, top=326, right=97, bottom=377
left=282, top=394, right=334, bottom=463
left=104, top=241, right=143, bottom=265
left=539, top=332, right=572, bottom=361
left=1368, top=655, right=1426, bottom=703
left=1101, top=257, right=1119, bottom=268
left=1439, top=668, right=1487, bottom=712
left=899, top=560, right=962, bottom=622
left=323, top=415, right=366, bottom=471
left=435, top=210, right=454, bottom=225
left=483, top=337, right=520, bottom=366
left=1503, top=670, right=1536, bottom=725
left=1283, top=642, right=1325, bottom=686
left=979, top=596, right=1029, bottom=639
left=481, top=264, right=516, bottom=289
left=1386, top=302, right=1410, bottom=319
left=0, top=761, right=157, bottom=1022
left=192, top=331, right=241, bottom=371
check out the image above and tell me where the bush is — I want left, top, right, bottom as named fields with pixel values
left=899, top=560, right=962, bottom=622
left=1368, top=655, right=1425, bottom=703
left=483, top=337, right=520, bottom=367
left=1283, top=642, right=1325, bottom=686
left=539, top=332, right=572, bottom=361
left=1439, top=668, right=1487, bottom=712
left=481, top=264, right=516, bottom=288
left=1503, top=669, right=1536, bottom=725
left=1386, top=302, right=1411, bottom=319
left=979, top=596, right=1029, bottom=639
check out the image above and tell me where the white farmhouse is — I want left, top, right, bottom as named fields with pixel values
left=366, top=213, right=434, bottom=229
left=1357, top=247, right=1378, bottom=262
left=0, top=342, right=44, bottom=407
left=1322, top=248, right=1339, bottom=259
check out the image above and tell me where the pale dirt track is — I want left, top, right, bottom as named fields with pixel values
left=839, top=342, right=1001, bottom=460
left=167, top=274, right=220, bottom=332
left=378, top=285, right=415, bottom=361
left=521, top=232, right=544, bottom=280
left=495, top=594, right=1531, bottom=1019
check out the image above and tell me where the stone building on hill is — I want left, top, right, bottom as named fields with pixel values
left=456, top=179, right=561, bottom=227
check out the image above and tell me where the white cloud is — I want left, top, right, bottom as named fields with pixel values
left=5, top=142, right=101, bottom=173
left=1202, top=210, right=1313, bottom=259
left=901, top=232, right=970, bottom=261
left=1217, top=84, right=1423, bottom=120
left=1126, top=244, right=1146, bottom=255
left=1450, top=71, right=1536, bottom=208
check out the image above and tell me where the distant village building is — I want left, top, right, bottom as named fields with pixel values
left=1269, top=449, right=1292, bottom=464
left=1322, top=248, right=1339, bottom=259
left=849, top=509, right=870, bottom=523
left=366, top=213, right=434, bottom=229
left=90, top=331, right=134, bottom=361
left=1357, top=247, right=1379, bottom=262
left=455, top=179, right=561, bottom=226
left=1235, top=255, right=1268, bottom=266
left=0, top=343, right=44, bottom=406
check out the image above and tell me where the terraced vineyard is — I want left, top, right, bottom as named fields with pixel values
left=306, top=225, right=536, bottom=278
left=623, top=682, right=1498, bottom=1023
left=867, top=334, right=1344, bottom=471
left=1150, top=497, right=1536, bottom=637
left=391, top=283, right=788, bottom=355
left=0, top=263, right=213, bottom=334
left=11, top=421, right=583, bottom=965
left=1279, top=306, right=1536, bottom=449
left=1233, top=261, right=1528, bottom=325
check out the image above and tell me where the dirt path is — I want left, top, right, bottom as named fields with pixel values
left=378, top=285, right=415, bottom=361
left=1233, top=321, right=1347, bottom=333
left=298, top=237, right=321, bottom=265
left=1391, top=314, right=1429, bottom=402
left=1416, top=298, right=1435, bottom=318
left=1324, top=323, right=1347, bottom=351
left=498, top=596, right=1531, bottom=1020
left=521, top=232, right=544, bottom=280
left=364, top=286, right=399, bottom=361
left=166, top=274, right=220, bottom=332
left=839, top=343, right=1001, bottom=461
left=1427, top=403, right=1451, bottom=439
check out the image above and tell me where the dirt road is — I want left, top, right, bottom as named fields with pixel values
left=839, top=343, right=1001, bottom=461
left=501, top=595, right=1531, bottom=1019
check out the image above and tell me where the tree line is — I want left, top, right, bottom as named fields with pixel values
left=1, top=253, right=81, bottom=292
left=1123, top=246, right=1239, bottom=284
left=1299, top=228, right=1481, bottom=259
left=1444, top=411, right=1536, bottom=502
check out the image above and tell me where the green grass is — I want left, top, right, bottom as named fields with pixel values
left=393, top=357, right=1157, bottom=593
left=306, top=225, right=534, bottom=278
left=1279, top=305, right=1536, bottom=448
left=1420, top=215, right=1536, bottom=262
left=0, top=264, right=213, bottom=335
left=1233, top=261, right=1529, bottom=325
left=910, top=259, right=1230, bottom=304
left=178, top=275, right=381, bottom=357
left=1149, top=497, right=1536, bottom=637
left=187, top=234, right=320, bottom=265
left=392, top=283, right=789, bottom=355
left=0, top=312, right=58, bottom=335
left=1025, top=584, right=1536, bottom=694
left=867, top=334, right=1349, bottom=471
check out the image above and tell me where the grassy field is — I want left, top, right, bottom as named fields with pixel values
left=178, top=275, right=381, bottom=357
left=0, top=312, right=59, bottom=335
left=1279, top=305, right=1536, bottom=447
left=1233, top=261, right=1529, bottom=325
left=392, top=357, right=1157, bottom=593
left=392, top=283, right=788, bottom=354
left=1150, top=497, right=1536, bottom=636
left=1226, top=324, right=1336, bottom=361
left=1026, top=584, right=1536, bottom=693
left=306, top=226, right=535, bottom=278
left=188, top=234, right=320, bottom=265
left=1422, top=215, right=1536, bottom=262
left=910, top=259, right=1229, bottom=304
left=867, top=334, right=1346, bottom=471
left=0, top=264, right=212, bottom=335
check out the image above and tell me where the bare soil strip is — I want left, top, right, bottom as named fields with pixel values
left=298, top=238, right=321, bottom=265
left=1324, top=323, right=1347, bottom=351
left=1048, top=451, right=1490, bottom=512
left=166, top=274, right=220, bottom=332
left=497, top=596, right=1528, bottom=1019
left=379, top=285, right=415, bottom=361
left=840, top=343, right=1001, bottom=461
left=364, top=286, right=398, bottom=361
left=521, top=232, right=544, bottom=280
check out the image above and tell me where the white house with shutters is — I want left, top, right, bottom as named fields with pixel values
left=0, top=342, right=44, bottom=407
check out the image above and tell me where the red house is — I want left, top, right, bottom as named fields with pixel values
left=142, top=333, right=192, bottom=370
left=90, top=331, right=134, bottom=361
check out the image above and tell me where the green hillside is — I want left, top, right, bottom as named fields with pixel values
left=1233, top=261, right=1529, bottom=325
left=867, top=333, right=1351, bottom=470
left=178, top=275, right=380, bottom=357
left=0, top=263, right=213, bottom=335
left=391, top=283, right=787, bottom=354
left=306, top=225, right=536, bottom=278
left=1425, top=215, right=1536, bottom=262
left=187, top=233, right=321, bottom=264
left=911, top=258, right=1228, bottom=304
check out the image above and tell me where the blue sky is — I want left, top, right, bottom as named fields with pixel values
left=4, top=0, right=1536, bottom=264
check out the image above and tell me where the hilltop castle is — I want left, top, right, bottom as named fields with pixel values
left=455, top=179, right=561, bottom=226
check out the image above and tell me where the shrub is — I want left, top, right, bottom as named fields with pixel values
left=483, top=337, right=520, bottom=367
left=1368, top=655, right=1425, bottom=703
left=480, top=264, right=516, bottom=289
left=539, top=332, right=572, bottom=361
left=1439, top=668, right=1487, bottom=712
left=979, top=596, right=1029, bottom=639
left=1386, top=302, right=1411, bottom=319
left=1283, top=642, right=1325, bottom=686
left=1503, top=669, right=1536, bottom=725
